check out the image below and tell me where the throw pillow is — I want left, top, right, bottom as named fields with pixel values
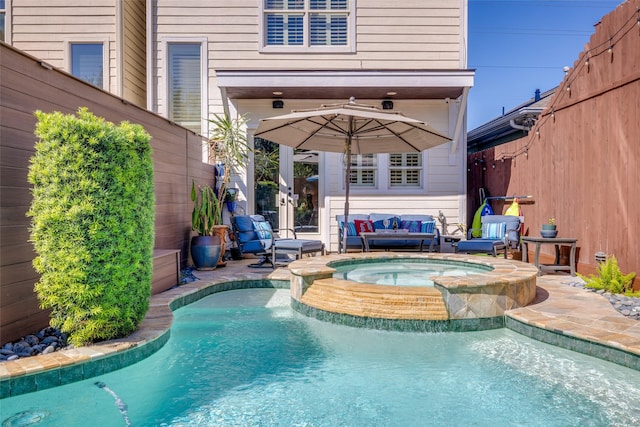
left=339, top=220, right=358, bottom=236
left=400, top=220, right=422, bottom=233
left=253, top=220, right=272, bottom=241
left=354, top=219, right=375, bottom=235
left=482, top=222, right=506, bottom=239
left=421, top=220, right=436, bottom=234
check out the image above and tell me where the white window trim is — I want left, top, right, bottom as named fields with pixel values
left=343, top=152, right=432, bottom=194
left=64, top=38, right=110, bottom=90
left=344, top=153, right=377, bottom=190
left=388, top=153, right=423, bottom=189
left=258, top=0, right=356, bottom=53
left=160, top=37, right=208, bottom=137
left=1, top=0, right=11, bottom=44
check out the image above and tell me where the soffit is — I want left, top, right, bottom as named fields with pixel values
left=216, top=70, right=475, bottom=100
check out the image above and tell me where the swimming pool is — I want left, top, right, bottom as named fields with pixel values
left=3, top=288, right=640, bottom=426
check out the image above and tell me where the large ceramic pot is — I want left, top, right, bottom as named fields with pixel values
left=190, top=235, right=222, bottom=270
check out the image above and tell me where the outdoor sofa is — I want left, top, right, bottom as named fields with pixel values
left=336, top=213, right=440, bottom=253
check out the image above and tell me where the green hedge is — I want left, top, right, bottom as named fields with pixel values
left=28, top=108, right=155, bottom=346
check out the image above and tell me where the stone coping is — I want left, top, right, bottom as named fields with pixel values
left=0, top=264, right=290, bottom=399
left=288, top=252, right=539, bottom=320
left=287, top=252, right=540, bottom=290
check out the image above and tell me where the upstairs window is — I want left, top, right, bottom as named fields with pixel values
left=389, top=153, right=422, bottom=188
left=167, top=43, right=202, bottom=134
left=70, top=43, right=104, bottom=88
left=261, top=0, right=354, bottom=52
left=0, top=0, right=5, bottom=42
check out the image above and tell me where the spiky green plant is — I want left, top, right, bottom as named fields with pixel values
left=579, top=255, right=637, bottom=296
left=190, top=181, right=221, bottom=235
left=207, top=113, right=250, bottom=220
left=28, top=108, right=154, bottom=346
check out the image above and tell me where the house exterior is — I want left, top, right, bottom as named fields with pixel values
left=465, top=0, right=640, bottom=281
left=4, top=0, right=474, bottom=253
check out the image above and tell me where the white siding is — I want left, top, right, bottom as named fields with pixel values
left=123, top=0, right=146, bottom=106
left=10, top=1, right=117, bottom=92
left=152, top=0, right=465, bottom=115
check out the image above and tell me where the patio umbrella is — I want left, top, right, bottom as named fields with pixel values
left=254, top=98, right=452, bottom=253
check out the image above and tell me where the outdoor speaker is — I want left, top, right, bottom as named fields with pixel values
left=381, top=100, right=394, bottom=110
left=272, top=100, right=284, bottom=109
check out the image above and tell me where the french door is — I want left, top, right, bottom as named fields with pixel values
left=254, top=138, right=320, bottom=238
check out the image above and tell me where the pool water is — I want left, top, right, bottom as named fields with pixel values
left=333, top=261, right=491, bottom=286
left=3, top=289, right=640, bottom=427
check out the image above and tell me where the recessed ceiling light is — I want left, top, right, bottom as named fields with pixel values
left=386, top=91, right=397, bottom=96
left=273, top=91, right=283, bottom=96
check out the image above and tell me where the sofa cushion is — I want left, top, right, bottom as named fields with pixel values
left=233, top=215, right=258, bottom=243
left=400, top=220, right=422, bottom=233
left=369, top=213, right=398, bottom=230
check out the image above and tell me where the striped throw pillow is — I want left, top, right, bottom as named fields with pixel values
left=421, top=220, right=436, bottom=234
left=482, top=222, right=506, bottom=239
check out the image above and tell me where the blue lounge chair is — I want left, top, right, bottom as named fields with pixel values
left=455, top=215, right=521, bottom=258
left=231, top=215, right=324, bottom=267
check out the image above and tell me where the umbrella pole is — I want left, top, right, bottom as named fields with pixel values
left=343, top=132, right=352, bottom=255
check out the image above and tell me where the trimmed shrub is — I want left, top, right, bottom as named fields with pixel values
left=28, top=108, right=155, bottom=346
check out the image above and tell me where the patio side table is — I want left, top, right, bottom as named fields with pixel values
left=521, top=236, right=578, bottom=276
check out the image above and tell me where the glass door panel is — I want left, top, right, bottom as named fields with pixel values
left=254, top=139, right=320, bottom=236
left=293, top=149, right=319, bottom=233
left=254, top=137, right=280, bottom=230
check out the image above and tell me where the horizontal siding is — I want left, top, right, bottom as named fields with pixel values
left=152, top=0, right=463, bottom=82
left=123, top=0, right=147, bottom=106
left=10, top=1, right=116, bottom=92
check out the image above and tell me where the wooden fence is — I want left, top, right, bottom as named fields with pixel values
left=0, top=43, right=214, bottom=342
left=467, top=0, right=640, bottom=283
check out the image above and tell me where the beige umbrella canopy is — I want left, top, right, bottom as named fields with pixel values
left=254, top=98, right=452, bottom=253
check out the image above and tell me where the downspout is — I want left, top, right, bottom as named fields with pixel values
left=449, top=86, right=470, bottom=156
left=115, top=0, right=124, bottom=98
left=509, top=119, right=531, bottom=131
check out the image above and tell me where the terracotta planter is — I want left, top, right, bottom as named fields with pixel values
left=212, top=225, right=229, bottom=267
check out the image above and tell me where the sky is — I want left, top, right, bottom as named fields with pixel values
left=467, top=0, right=626, bottom=130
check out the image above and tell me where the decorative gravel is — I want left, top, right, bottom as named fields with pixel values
left=565, top=279, right=640, bottom=321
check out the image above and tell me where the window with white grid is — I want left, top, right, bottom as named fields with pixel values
left=389, top=153, right=422, bottom=188
left=261, top=0, right=354, bottom=52
left=347, top=154, right=376, bottom=187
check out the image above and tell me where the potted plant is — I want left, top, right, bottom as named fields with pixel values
left=224, top=188, right=239, bottom=215
left=207, top=113, right=251, bottom=264
left=190, top=181, right=222, bottom=270
left=541, top=217, right=557, bottom=238
left=208, top=113, right=250, bottom=217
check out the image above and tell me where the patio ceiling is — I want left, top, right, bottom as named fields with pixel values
left=216, top=70, right=475, bottom=100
